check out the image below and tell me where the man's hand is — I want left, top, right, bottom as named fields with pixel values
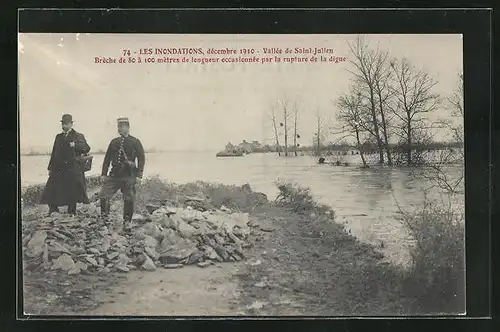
left=69, top=141, right=75, bottom=148
left=136, top=177, right=142, bottom=185
left=101, top=175, right=109, bottom=182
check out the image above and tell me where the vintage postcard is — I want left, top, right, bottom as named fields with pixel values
left=19, top=33, right=465, bottom=316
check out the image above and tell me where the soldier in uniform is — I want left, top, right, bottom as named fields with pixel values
left=100, top=117, right=145, bottom=228
left=40, top=114, right=91, bottom=216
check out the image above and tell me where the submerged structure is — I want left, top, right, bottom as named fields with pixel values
left=216, top=142, right=244, bottom=157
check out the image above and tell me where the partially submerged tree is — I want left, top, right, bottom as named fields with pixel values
left=314, top=107, right=326, bottom=157
left=293, top=101, right=300, bottom=156
left=347, top=35, right=387, bottom=164
left=421, top=73, right=464, bottom=194
left=373, top=52, right=395, bottom=165
left=277, top=95, right=294, bottom=157
left=445, top=72, right=464, bottom=158
left=269, top=102, right=282, bottom=156
left=336, top=86, right=368, bottom=168
left=388, top=57, right=441, bottom=166
left=270, top=94, right=301, bottom=157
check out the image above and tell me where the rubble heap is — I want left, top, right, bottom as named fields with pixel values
left=22, top=196, right=258, bottom=275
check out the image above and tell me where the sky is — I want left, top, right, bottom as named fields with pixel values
left=18, top=34, right=463, bottom=153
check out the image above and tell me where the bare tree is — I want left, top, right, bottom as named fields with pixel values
left=445, top=72, right=464, bottom=158
left=314, top=107, right=325, bottom=157
left=449, top=73, right=464, bottom=118
left=269, top=102, right=282, bottom=156
left=388, top=57, right=441, bottom=166
left=336, top=85, right=368, bottom=167
left=333, top=89, right=385, bottom=164
left=277, top=95, right=294, bottom=157
left=373, top=52, right=395, bottom=165
left=347, top=35, right=386, bottom=164
left=293, top=101, right=299, bottom=156
left=421, top=72, right=464, bottom=194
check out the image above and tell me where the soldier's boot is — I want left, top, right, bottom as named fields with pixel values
left=100, top=199, right=110, bottom=220
left=47, top=204, right=59, bottom=216
left=123, top=200, right=134, bottom=232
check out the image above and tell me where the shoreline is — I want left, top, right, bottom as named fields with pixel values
left=20, top=145, right=463, bottom=157
left=21, top=177, right=464, bottom=315
left=21, top=178, right=400, bottom=315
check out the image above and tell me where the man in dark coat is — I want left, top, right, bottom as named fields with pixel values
left=40, top=114, right=91, bottom=215
left=99, top=117, right=145, bottom=228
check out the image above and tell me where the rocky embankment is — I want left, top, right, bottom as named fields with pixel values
left=22, top=191, right=273, bottom=277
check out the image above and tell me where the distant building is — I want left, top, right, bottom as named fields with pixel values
left=238, top=140, right=263, bottom=153
left=238, top=140, right=253, bottom=153
left=252, top=140, right=262, bottom=148
left=224, top=142, right=243, bottom=154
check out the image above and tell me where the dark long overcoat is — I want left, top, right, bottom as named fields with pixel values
left=40, top=129, right=91, bottom=206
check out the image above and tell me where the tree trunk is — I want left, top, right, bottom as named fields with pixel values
left=293, top=124, right=298, bottom=156
left=271, top=114, right=281, bottom=156
left=407, top=120, right=412, bottom=166
left=355, top=128, right=367, bottom=167
left=316, top=123, right=321, bottom=156
left=284, top=117, right=288, bottom=157
left=293, top=109, right=298, bottom=156
left=377, top=90, right=392, bottom=165
left=369, top=87, right=384, bottom=164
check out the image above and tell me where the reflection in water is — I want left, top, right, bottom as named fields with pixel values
left=357, top=168, right=393, bottom=210
left=21, top=152, right=464, bottom=267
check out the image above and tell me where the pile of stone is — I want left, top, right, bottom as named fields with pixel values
left=22, top=196, right=256, bottom=276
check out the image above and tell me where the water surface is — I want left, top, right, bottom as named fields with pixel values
left=21, top=151, right=464, bottom=266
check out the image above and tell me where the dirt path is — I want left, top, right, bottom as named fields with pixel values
left=60, top=209, right=306, bottom=316
left=80, top=211, right=306, bottom=316
left=84, top=263, right=245, bottom=316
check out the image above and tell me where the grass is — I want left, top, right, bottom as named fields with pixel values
left=237, top=181, right=465, bottom=315
left=135, top=175, right=269, bottom=213
left=21, top=175, right=102, bottom=207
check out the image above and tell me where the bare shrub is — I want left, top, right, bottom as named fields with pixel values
left=135, top=175, right=179, bottom=209
left=419, top=150, right=464, bottom=195
left=197, top=182, right=268, bottom=212
left=397, top=197, right=465, bottom=314
left=274, top=181, right=317, bottom=214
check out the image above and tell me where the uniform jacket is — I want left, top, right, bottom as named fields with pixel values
left=101, top=135, right=145, bottom=178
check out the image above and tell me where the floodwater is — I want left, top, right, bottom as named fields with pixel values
left=20, top=151, right=464, bottom=266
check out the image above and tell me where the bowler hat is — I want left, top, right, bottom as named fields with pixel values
left=60, top=114, right=73, bottom=123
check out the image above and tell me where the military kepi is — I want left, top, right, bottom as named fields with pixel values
left=117, top=117, right=130, bottom=125
left=60, top=114, right=73, bottom=123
